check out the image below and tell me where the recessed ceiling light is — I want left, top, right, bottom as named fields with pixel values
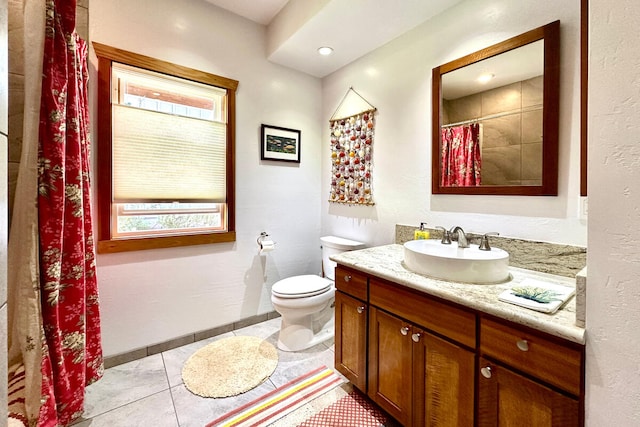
left=317, top=46, right=334, bottom=56
left=477, top=73, right=495, bottom=84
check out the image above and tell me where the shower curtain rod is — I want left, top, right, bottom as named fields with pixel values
left=441, top=104, right=542, bottom=128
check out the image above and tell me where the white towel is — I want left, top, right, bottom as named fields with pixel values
left=499, top=278, right=575, bottom=314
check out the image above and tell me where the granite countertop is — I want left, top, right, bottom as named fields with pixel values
left=331, top=244, right=586, bottom=345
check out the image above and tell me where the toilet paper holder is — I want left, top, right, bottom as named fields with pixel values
left=257, top=232, right=276, bottom=252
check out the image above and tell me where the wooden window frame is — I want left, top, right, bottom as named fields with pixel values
left=93, top=42, right=238, bottom=253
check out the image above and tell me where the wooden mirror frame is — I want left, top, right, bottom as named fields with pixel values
left=580, top=0, right=588, bottom=196
left=432, top=20, right=560, bottom=196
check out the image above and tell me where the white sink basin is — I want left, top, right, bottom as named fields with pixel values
left=403, top=239, right=510, bottom=284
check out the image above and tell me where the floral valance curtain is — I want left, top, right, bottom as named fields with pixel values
left=441, top=123, right=482, bottom=187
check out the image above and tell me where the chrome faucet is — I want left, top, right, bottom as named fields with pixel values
left=450, top=226, right=470, bottom=248
left=479, top=232, right=499, bottom=251
left=435, top=226, right=452, bottom=244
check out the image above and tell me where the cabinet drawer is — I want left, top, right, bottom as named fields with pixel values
left=369, top=278, right=476, bottom=348
left=335, top=266, right=368, bottom=300
left=480, top=317, right=583, bottom=396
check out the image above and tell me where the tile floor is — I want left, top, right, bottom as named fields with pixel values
left=73, top=318, right=339, bottom=427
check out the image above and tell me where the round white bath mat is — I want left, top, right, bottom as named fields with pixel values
left=182, top=335, right=278, bottom=398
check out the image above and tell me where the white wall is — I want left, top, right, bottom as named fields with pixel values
left=586, top=0, right=640, bottom=425
left=321, top=0, right=586, bottom=247
left=90, top=0, right=323, bottom=356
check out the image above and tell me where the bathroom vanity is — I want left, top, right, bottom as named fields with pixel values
left=332, top=244, right=585, bottom=427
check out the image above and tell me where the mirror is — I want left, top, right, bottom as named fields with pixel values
left=432, top=21, right=560, bottom=195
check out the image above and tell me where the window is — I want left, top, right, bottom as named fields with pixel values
left=93, top=43, right=237, bottom=253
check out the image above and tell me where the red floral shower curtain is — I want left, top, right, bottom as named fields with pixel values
left=37, top=0, right=103, bottom=425
left=440, top=123, right=482, bottom=187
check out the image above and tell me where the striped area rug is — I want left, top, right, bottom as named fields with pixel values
left=8, top=363, right=28, bottom=427
left=207, top=365, right=344, bottom=427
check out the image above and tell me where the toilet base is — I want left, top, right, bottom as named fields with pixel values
left=276, top=303, right=335, bottom=352
left=276, top=318, right=334, bottom=352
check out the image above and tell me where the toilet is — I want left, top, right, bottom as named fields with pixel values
left=271, top=236, right=365, bottom=351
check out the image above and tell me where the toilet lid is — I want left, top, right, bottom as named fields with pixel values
left=272, top=275, right=332, bottom=298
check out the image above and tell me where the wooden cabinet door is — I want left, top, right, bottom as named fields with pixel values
left=412, top=328, right=475, bottom=427
left=334, top=291, right=368, bottom=391
left=368, top=307, right=413, bottom=426
left=477, top=357, right=580, bottom=427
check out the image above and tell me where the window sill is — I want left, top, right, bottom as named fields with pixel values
left=97, top=231, right=236, bottom=254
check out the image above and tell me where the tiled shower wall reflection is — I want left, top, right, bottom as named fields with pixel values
left=443, top=75, right=543, bottom=186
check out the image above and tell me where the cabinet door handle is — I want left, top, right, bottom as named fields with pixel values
left=516, top=339, right=529, bottom=352
left=411, top=333, right=421, bottom=343
left=356, top=306, right=365, bottom=314
left=344, top=275, right=352, bottom=282
left=480, top=366, right=492, bottom=379
left=400, top=326, right=410, bottom=336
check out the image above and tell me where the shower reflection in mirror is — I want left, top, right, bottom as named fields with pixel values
left=441, top=68, right=543, bottom=187
left=432, top=20, right=560, bottom=196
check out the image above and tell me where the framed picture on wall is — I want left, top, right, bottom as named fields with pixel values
left=261, top=124, right=301, bottom=163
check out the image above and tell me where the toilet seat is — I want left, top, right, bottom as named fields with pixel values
left=272, top=275, right=332, bottom=299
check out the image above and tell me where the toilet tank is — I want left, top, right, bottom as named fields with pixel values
left=320, top=236, right=365, bottom=281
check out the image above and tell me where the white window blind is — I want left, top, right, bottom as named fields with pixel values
left=111, top=64, right=228, bottom=204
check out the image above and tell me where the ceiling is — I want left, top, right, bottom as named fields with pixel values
left=203, top=0, right=464, bottom=78
left=203, top=0, right=289, bottom=25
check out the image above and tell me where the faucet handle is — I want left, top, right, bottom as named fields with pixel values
left=479, top=232, right=499, bottom=251
left=435, top=226, right=452, bottom=245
